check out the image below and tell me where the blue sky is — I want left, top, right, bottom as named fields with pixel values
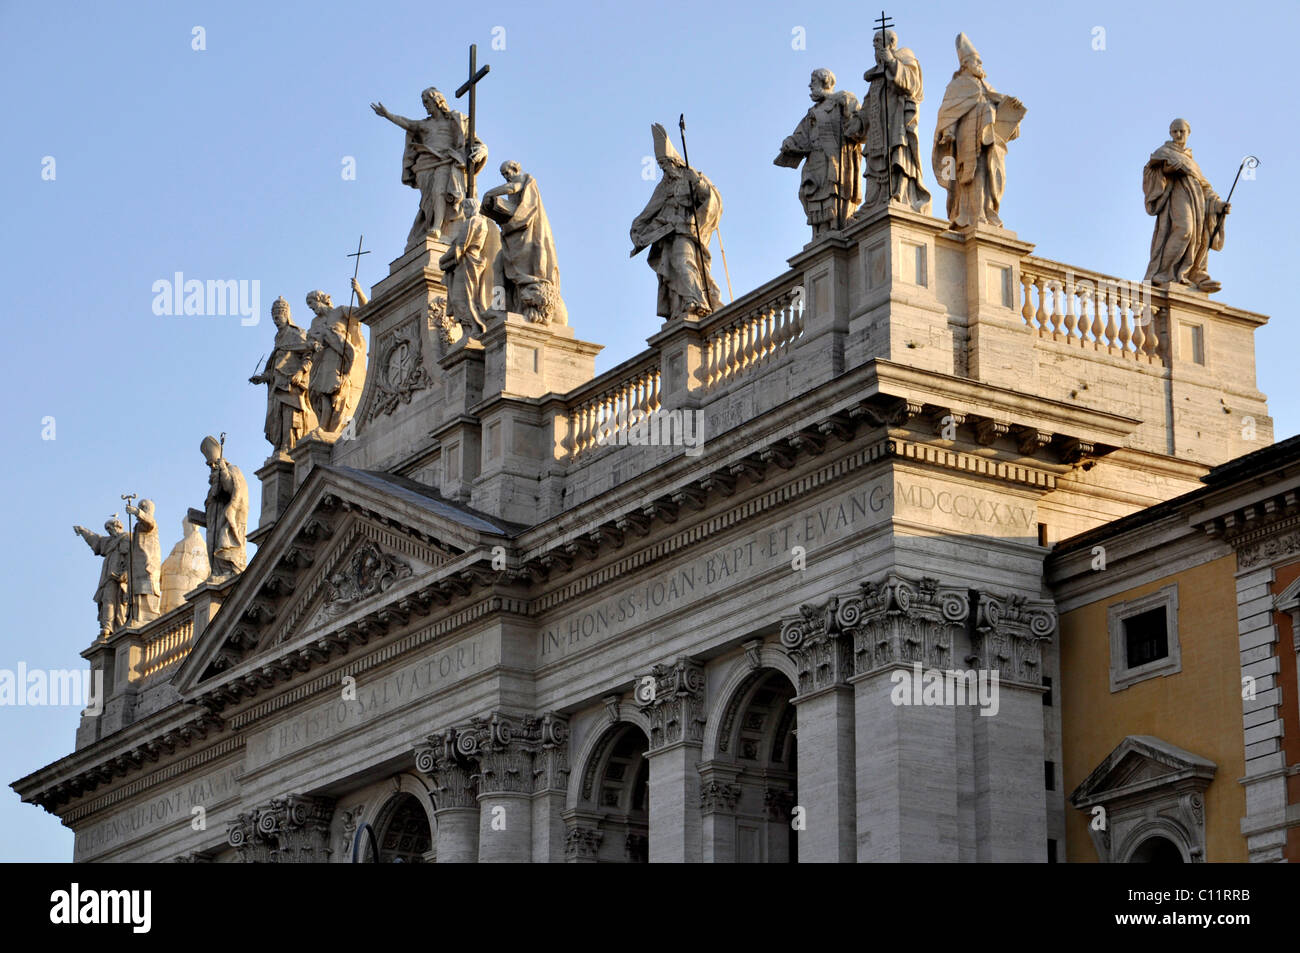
left=2, top=0, right=1295, bottom=861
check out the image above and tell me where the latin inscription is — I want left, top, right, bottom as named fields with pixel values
left=246, top=636, right=491, bottom=770
left=540, top=480, right=892, bottom=659
left=73, top=763, right=240, bottom=861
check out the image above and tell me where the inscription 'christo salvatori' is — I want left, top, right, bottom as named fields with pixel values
left=540, top=481, right=892, bottom=657
left=249, top=639, right=486, bottom=768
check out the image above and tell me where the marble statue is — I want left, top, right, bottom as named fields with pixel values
left=251, top=296, right=315, bottom=453
left=630, top=123, right=723, bottom=320
left=855, top=30, right=932, bottom=215
left=481, top=161, right=567, bottom=325
left=439, top=197, right=495, bottom=345
left=73, top=516, right=130, bottom=637
left=306, top=280, right=368, bottom=435
left=1143, top=119, right=1231, bottom=293
left=123, top=499, right=162, bottom=624
left=371, top=88, right=488, bottom=250
left=160, top=517, right=210, bottom=613
left=932, top=33, right=1025, bottom=229
left=199, top=436, right=248, bottom=579
left=775, top=69, right=864, bottom=236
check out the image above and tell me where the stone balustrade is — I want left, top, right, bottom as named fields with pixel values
left=138, top=610, right=196, bottom=684
left=1018, top=257, right=1164, bottom=365
left=698, top=276, right=805, bottom=391
left=567, top=356, right=662, bottom=459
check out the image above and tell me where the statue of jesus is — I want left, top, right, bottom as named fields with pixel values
left=372, top=88, right=488, bottom=250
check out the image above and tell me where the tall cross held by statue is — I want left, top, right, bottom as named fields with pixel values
left=346, top=234, right=370, bottom=313
left=455, top=43, right=491, bottom=198
left=874, top=10, right=895, bottom=200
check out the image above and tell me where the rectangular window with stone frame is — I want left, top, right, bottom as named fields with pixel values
left=1107, top=584, right=1181, bottom=692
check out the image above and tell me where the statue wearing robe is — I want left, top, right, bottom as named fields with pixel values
left=631, top=125, right=723, bottom=321
left=932, top=33, right=1025, bottom=229
left=481, top=164, right=567, bottom=325
left=199, top=437, right=249, bottom=578
left=305, top=281, right=368, bottom=435
left=74, top=518, right=131, bottom=637
left=440, top=199, right=496, bottom=345
left=775, top=69, right=863, bottom=236
left=372, top=88, right=487, bottom=250
left=251, top=297, right=315, bottom=453
left=1143, top=120, right=1229, bottom=293
left=853, top=31, right=932, bottom=215
left=125, top=499, right=162, bottom=623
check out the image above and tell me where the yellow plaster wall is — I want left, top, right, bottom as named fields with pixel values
left=1060, top=555, right=1247, bottom=862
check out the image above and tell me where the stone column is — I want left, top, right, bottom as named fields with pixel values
left=530, top=713, right=571, bottom=864
left=968, top=592, right=1054, bottom=862
left=780, top=604, right=856, bottom=862
left=639, top=656, right=706, bottom=863
left=415, top=730, right=480, bottom=863
left=466, top=713, right=535, bottom=864
left=698, top=764, right=742, bottom=862
left=839, top=575, right=971, bottom=862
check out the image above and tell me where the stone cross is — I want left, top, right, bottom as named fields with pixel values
left=345, top=234, right=370, bottom=313
left=873, top=9, right=895, bottom=196
left=455, top=43, right=491, bottom=198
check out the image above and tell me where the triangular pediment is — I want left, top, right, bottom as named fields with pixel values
left=1070, top=735, right=1216, bottom=808
left=173, top=465, right=520, bottom=694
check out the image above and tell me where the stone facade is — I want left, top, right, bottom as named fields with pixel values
left=12, top=179, right=1274, bottom=862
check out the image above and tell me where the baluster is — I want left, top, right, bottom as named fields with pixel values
left=1129, top=284, right=1147, bottom=358
left=1101, top=285, right=1119, bottom=352
left=1060, top=283, right=1076, bottom=340
left=1116, top=285, right=1133, bottom=356
left=1080, top=289, right=1095, bottom=346
left=1035, top=276, right=1049, bottom=335
left=1144, top=303, right=1160, bottom=362
left=1020, top=272, right=1035, bottom=326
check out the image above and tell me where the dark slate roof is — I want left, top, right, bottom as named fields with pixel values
left=325, top=466, right=528, bottom=536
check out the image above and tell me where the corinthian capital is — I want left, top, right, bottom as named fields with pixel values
left=779, top=597, right=852, bottom=693
left=970, top=591, right=1057, bottom=685
left=845, top=573, right=970, bottom=676
left=414, top=728, right=479, bottom=809
left=637, top=655, right=706, bottom=751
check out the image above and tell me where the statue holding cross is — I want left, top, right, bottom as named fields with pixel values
left=372, top=78, right=488, bottom=250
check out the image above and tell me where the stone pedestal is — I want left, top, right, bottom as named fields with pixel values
left=952, top=224, right=1037, bottom=391
left=481, top=312, right=601, bottom=400
left=289, top=433, right=335, bottom=490
left=843, top=205, right=954, bottom=375
left=787, top=232, right=856, bottom=390
left=252, top=453, right=295, bottom=542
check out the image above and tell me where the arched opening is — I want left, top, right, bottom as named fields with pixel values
left=372, top=792, right=434, bottom=863
left=1128, top=835, right=1185, bottom=863
left=581, top=722, right=650, bottom=863
left=712, top=667, right=798, bottom=863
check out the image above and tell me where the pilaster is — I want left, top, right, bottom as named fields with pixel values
left=639, top=655, right=706, bottom=863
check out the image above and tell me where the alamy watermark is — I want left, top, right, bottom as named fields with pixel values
left=1, top=664, right=103, bottom=715
left=594, top=407, right=705, bottom=457
left=889, top=661, right=1000, bottom=717
left=151, top=273, right=260, bottom=326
